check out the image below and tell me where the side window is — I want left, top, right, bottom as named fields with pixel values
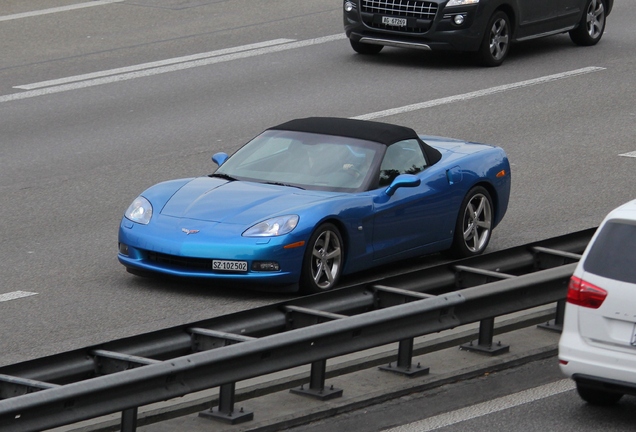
left=379, top=139, right=427, bottom=186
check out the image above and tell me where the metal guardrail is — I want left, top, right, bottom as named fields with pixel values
left=0, top=229, right=595, bottom=432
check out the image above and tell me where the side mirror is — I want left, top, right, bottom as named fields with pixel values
left=212, top=152, right=229, bottom=166
left=385, top=174, right=421, bottom=196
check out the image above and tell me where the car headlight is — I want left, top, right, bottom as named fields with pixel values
left=124, top=196, right=153, bottom=225
left=243, top=215, right=299, bottom=237
left=446, top=0, right=479, bottom=6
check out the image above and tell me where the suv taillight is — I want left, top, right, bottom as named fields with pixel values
left=566, top=276, right=607, bottom=309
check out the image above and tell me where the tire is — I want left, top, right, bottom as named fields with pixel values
left=569, top=0, right=607, bottom=46
left=300, top=223, right=344, bottom=294
left=350, top=39, right=383, bottom=55
left=476, top=11, right=511, bottom=67
left=450, top=186, right=493, bottom=258
left=576, top=382, right=623, bottom=406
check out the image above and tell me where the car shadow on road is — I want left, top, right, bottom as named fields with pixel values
left=120, top=251, right=450, bottom=302
left=343, top=34, right=581, bottom=70
left=121, top=270, right=297, bottom=302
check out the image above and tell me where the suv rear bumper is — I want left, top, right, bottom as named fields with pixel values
left=559, top=326, right=636, bottom=388
left=573, top=374, right=636, bottom=397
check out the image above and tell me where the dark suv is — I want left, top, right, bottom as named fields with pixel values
left=343, top=0, right=613, bottom=66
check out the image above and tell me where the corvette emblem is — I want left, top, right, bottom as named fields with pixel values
left=181, top=228, right=200, bottom=235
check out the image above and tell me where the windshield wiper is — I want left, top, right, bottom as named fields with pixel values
left=264, top=182, right=305, bottom=190
left=210, top=173, right=237, bottom=181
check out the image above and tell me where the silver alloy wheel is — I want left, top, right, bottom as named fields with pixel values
left=462, top=193, right=492, bottom=253
left=310, top=229, right=342, bottom=289
left=585, top=0, right=605, bottom=39
left=489, top=17, right=509, bottom=61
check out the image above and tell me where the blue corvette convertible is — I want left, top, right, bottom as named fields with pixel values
left=118, top=117, right=511, bottom=293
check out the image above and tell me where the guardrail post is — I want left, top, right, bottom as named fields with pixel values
left=538, top=299, right=566, bottom=333
left=379, top=338, right=429, bottom=377
left=460, top=317, right=509, bottom=355
left=199, top=382, right=253, bottom=424
left=290, top=359, right=343, bottom=400
left=121, top=407, right=137, bottom=432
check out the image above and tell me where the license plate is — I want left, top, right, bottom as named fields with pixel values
left=212, top=260, right=248, bottom=272
left=382, top=16, right=407, bottom=27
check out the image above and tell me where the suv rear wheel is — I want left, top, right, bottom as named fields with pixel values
left=569, top=0, right=607, bottom=46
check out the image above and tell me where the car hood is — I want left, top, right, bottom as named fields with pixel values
left=160, top=177, right=331, bottom=224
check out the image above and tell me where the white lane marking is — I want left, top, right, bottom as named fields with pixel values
left=382, top=379, right=575, bottom=432
left=14, top=39, right=297, bottom=90
left=354, top=67, right=605, bottom=121
left=619, top=151, right=636, bottom=158
left=0, top=34, right=345, bottom=104
left=0, top=291, right=38, bottom=302
left=0, top=0, right=125, bottom=22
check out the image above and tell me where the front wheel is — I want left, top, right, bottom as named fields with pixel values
left=350, top=39, right=383, bottom=55
left=476, top=11, right=511, bottom=67
left=300, top=223, right=344, bottom=294
left=450, top=186, right=493, bottom=258
left=569, top=0, right=607, bottom=46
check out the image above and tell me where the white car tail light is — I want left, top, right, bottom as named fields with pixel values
left=566, top=276, right=607, bottom=309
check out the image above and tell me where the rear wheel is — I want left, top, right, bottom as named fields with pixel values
left=450, top=186, right=493, bottom=258
left=569, top=0, right=607, bottom=46
left=300, top=223, right=344, bottom=294
left=476, top=11, right=511, bottom=67
left=576, top=382, right=624, bottom=405
left=350, top=39, right=383, bottom=55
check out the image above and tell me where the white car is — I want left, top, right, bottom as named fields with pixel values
left=559, top=199, right=636, bottom=405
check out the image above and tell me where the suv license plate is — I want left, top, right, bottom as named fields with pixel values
left=213, top=260, right=248, bottom=272
left=382, top=16, right=407, bottom=27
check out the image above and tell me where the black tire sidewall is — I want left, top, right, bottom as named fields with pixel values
left=576, top=382, right=623, bottom=406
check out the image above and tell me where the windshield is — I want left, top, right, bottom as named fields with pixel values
left=214, top=130, right=383, bottom=192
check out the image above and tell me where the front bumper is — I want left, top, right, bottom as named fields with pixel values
left=118, top=217, right=306, bottom=292
left=343, top=2, right=487, bottom=52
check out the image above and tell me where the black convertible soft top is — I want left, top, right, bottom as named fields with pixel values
left=270, top=117, right=442, bottom=164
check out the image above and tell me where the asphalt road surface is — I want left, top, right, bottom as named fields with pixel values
left=286, top=357, right=636, bottom=432
left=1, top=4, right=635, bottom=423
